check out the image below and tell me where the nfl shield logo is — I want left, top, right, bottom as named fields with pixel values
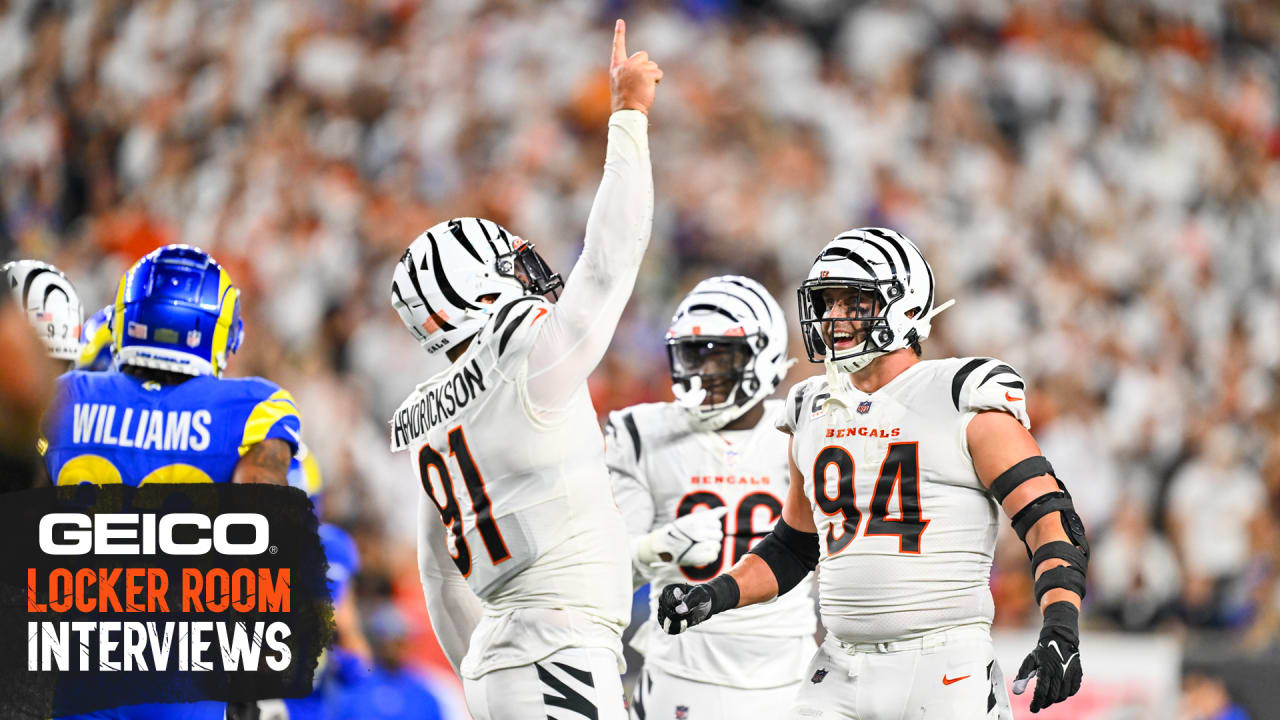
left=811, top=668, right=828, bottom=684
left=675, top=706, right=689, bottom=719
left=857, top=400, right=872, bottom=415
left=186, top=329, right=202, bottom=348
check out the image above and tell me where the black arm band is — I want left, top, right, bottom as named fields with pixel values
left=1009, top=488, right=1076, bottom=541
left=1034, top=565, right=1087, bottom=605
left=1031, top=541, right=1088, bottom=573
left=705, top=574, right=740, bottom=615
left=989, top=456, right=1055, bottom=504
left=748, top=518, right=819, bottom=596
left=1041, top=601, right=1080, bottom=644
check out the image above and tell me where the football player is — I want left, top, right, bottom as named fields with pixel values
left=389, top=20, right=661, bottom=720
left=42, top=244, right=303, bottom=719
left=67, top=265, right=368, bottom=720
left=2, top=260, right=83, bottom=488
left=656, top=228, right=1089, bottom=718
left=0, top=270, right=57, bottom=492
left=43, top=244, right=301, bottom=488
left=607, top=276, right=816, bottom=719
left=3, top=259, right=85, bottom=373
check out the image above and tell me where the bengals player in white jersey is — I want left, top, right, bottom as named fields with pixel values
left=606, top=276, right=816, bottom=720
left=657, top=228, right=1088, bottom=718
left=388, top=21, right=661, bottom=720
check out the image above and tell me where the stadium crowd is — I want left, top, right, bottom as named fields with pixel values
left=2, top=0, right=1278, bottom=714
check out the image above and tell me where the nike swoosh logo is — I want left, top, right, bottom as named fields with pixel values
left=942, top=674, right=970, bottom=685
left=1047, top=640, right=1078, bottom=675
left=1005, top=392, right=1022, bottom=402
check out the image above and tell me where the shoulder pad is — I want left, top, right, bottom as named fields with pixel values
left=481, top=296, right=551, bottom=358
left=951, top=357, right=1030, bottom=429
left=232, top=375, right=289, bottom=401
left=605, top=410, right=642, bottom=466
left=238, top=383, right=302, bottom=454
left=778, top=376, right=826, bottom=434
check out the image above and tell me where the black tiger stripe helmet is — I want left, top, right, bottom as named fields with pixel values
left=2, top=259, right=84, bottom=362
left=391, top=218, right=562, bottom=356
left=798, top=228, right=952, bottom=373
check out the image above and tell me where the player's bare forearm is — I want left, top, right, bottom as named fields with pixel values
left=783, top=447, right=818, bottom=532
left=232, top=438, right=291, bottom=485
left=725, top=553, right=779, bottom=607
left=725, top=447, right=814, bottom=607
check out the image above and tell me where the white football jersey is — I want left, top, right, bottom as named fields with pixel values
left=608, top=400, right=818, bottom=688
left=392, top=296, right=632, bottom=677
left=778, top=357, right=1029, bottom=645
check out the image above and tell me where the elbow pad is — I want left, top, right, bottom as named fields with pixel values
left=748, top=518, right=818, bottom=596
left=995, top=456, right=1090, bottom=603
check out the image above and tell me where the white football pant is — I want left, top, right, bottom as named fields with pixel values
left=786, top=625, right=1013, bottom=720
left=631, top=665, right=801, bottom=720
left=464, top=646, right=627, bottom=720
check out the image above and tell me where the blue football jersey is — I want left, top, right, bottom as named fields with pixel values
left=43, top=371, right=301, bottom=486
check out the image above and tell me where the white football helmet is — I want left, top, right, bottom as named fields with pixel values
left=667, top=275, right=793, bottom=430
left=2, top=259, right=84, bottom=362
left=391, top=217, right=563, bottom=356
left=798, top=228, right=953, bottom=374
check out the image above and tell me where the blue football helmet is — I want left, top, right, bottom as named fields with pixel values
left=113, top=245, right=244, bottom=376
left=77, top=304, right=115, bottom=371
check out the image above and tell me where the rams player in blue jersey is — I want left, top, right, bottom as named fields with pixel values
left=68, top=266, right=372, bottom=720
left=43, top=244, right=300, bottom=488
left=41, top=244, right=301, bottom=720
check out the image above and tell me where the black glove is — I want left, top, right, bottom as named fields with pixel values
left=1012, top=602, right=1083, bottom=713
left=656, top=575, right=739, bottom=635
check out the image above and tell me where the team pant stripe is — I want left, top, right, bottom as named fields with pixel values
left=987, top=661, right=997, bottom=713
left=535, top=661, right=598, bottom=719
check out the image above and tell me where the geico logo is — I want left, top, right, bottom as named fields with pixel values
left=39, top=513, right=270, bottom=556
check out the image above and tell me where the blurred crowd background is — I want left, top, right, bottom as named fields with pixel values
left=2, top=0, right=1278, bottom=717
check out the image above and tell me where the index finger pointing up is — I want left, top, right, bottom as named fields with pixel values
left=611, top=19, right=626, bottom=69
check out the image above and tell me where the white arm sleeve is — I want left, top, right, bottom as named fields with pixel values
left=605, top=412, right=656, bottom=536
left=416, top=493, right=483, bottom=678
left=605, top=413, right=659, bottom=589
left=526, top=110, right=653, bottom=408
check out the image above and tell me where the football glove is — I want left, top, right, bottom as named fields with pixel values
left=632, top=506, right=728, bottom=568
left=656, top=575, right=739, bottom=635
left=1012, top=602, right=1083, bottom=713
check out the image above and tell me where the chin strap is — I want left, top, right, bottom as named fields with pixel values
left=671, top=375, right=707, bottom=410
left=822, top=360, right=858, bottom=416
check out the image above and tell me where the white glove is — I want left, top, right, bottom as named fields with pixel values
left=633, top=506, right=728, bottom=568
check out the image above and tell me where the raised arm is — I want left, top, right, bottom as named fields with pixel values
left=526, top=20, right=662, bottom=408
left=968, top=410, right=1087, bottom=713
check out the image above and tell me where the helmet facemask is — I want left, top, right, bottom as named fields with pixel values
left=496, top=239, right=563, bottom=302
left=799, top=277, right=912, bottom=374
left=666, top=334, right=763, bottom=424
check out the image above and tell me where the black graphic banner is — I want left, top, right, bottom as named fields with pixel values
left=0, top=483, right=334, bottom=718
